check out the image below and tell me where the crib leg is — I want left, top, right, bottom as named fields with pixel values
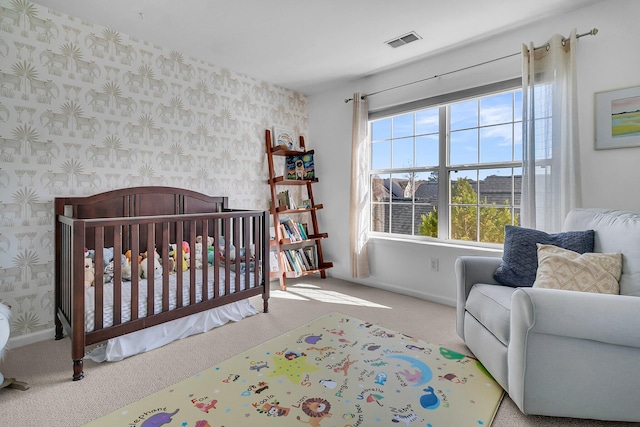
left=55, top=324, right=63, bottom=340
left=54, top=314, right=63, bottom=340
left=72, top=360, right=84, bottom=381
left=263, top=298, right=269, bottom=313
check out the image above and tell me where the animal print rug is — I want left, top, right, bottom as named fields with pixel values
left=85, top=312, right=503, bottom=427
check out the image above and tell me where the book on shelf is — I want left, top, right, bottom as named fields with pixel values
left=279, top=217, right=304, bottom=241
left=276, top=190, right=297, bottom=209
left=278, top=218, right=311, bottom=242
left=279, top=246, right=319, bottom=274
left=285, top=152, right=315, bottom=180
left=280, top=252, right=292, bottom=272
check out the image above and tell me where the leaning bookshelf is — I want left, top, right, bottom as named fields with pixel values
left=265, top=128, right=333, bottom=291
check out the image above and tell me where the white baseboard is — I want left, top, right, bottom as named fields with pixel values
left=7, top=327, right=54, bottom=349
left=331, top=273, right=456, bottom=308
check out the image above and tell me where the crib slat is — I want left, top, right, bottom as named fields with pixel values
left=176, top=221, right=183, bottom=308
left=234, top=217, right=242, bottom=292
left=225, top=217, right=232, bottom=296
left=200, top=220, right=208, bottom=301
left=94, top=228, right=104, bottom=331
left=187, top=220, right=196, bottom=305
left=113, top=225, right=122, bottom=326
left=161, top=222, right=170, bottom=312
left=130, top=224, right=139, bottom=321
left=243, top=216, right=251, bottom=290
left=198, top=221, right=210, bottom=301
left=146, top=222, right=155, bottom=316
left=252, top=215, right=260, bottom=289
left=213, top=218, right=220, bottom=299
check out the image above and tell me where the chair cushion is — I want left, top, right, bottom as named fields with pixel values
left=494, top=225, right=594, bottom=288
left=465, top=284, right=517, bottom=346
left=533, top=244, right=622, bottom=294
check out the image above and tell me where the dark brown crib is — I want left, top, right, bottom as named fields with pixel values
left=54, top=186, right=269, bottom=381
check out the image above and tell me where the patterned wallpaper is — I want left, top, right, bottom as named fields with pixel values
left=0, top=0, right=308, bottom=340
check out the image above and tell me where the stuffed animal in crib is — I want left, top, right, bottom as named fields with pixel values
left=196, top=235, right=214, bottom=247
left=140, top=249, right=162, bottom=279
left=194, top=242, right=203, bottom=268
left=84, top=258, right=95, bottom=289
left=104, top=254, right=132, bottom=282
left=169, top=244, right=188, bottom=272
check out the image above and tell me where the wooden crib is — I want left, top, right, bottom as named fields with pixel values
left=54, top=186, right=269, bottom=380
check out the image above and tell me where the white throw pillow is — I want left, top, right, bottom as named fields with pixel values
left=533, top=244, right=622, bottom=294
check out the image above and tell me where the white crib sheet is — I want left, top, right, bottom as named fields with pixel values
left=84, top=267, right=257, bottom=332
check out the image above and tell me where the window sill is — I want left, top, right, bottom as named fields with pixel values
left=368, top=233, right=503, bottom=254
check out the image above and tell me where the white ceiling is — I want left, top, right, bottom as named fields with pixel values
left=30, top=0, right=599, bottom=95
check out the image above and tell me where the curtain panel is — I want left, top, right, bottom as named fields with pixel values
left=521, top=29, right=582, bottom=232
left=349, top=93, right=371, bottom=278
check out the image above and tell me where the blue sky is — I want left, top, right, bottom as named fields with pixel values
left=371, top=90, right=523, bottom=172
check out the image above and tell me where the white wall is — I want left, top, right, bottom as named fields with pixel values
left=309, top=0, right=640, bottom=306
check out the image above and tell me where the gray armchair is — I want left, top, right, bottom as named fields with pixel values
left=456, top=208, right=640, bottom=422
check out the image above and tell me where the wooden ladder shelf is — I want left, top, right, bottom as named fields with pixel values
left=265, top=129, right=333, bottom=291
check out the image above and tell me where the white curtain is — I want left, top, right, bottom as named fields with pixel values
left=521, top=29, right=582, bottom=232
left=349, top=93, right=370, bottom=278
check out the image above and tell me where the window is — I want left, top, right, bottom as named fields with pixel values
left=369, top=80, right=522, bottom=244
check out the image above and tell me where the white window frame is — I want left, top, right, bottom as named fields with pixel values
left=368, top=78, right=523, bottom=246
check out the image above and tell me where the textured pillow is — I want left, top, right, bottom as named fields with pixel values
left=494, top=226, right=594, bottom=288
left=533, top=244, right=622, bottom=294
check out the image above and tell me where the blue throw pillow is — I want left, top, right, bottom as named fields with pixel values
left=494, top=226, right=595, bottom=288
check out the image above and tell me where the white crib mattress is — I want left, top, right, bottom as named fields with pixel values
left=84, top=267, right=257, bottom=332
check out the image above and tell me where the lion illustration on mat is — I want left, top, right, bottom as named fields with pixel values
left=296, top=397, right=332, bottom=426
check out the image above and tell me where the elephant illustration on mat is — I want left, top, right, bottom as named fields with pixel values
left=140, top=409, right=179, bottom=427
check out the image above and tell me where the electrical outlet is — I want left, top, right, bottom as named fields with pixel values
left=430, top=257, right=439, bottom=272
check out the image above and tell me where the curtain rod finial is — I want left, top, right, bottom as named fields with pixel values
left=344, top=98, right=353, bottom=103
left=591, top=28, right=599, bottom=36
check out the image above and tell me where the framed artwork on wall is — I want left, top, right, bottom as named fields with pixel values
left=595, top=85, right=640, bottom=150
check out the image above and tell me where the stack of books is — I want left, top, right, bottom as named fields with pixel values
left=280, top=246, right=318, bottom=274
left=279, top=217, right=308, bottom=242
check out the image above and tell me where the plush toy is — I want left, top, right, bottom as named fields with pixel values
left=169, top=244, right=189, bottom=272
left=196, top=235, right=214, bottom=247
left=140, top=249, right=162, bottom=279
left=84, top=258, right=95, bottom=289
left=104, top=254, right=132, bottom=282
left=181, top=241, right=191, bottom=268
left=194, top=242, right=204, bottom=269
left=125, top=249, right=143, bottom=265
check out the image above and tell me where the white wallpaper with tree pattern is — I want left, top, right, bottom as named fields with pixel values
left=0, top=0, right=308, bottom=341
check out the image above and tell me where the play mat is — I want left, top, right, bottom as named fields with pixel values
left=85, top=312, right=503, bottom=426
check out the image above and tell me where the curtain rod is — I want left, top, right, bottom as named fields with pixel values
left=344, top=27, right=598, bottom=103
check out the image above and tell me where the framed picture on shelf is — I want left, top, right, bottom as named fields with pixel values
left=595, top=85, right=640, bottom=150
left=285, top=152, right=315, bottom=180
left=272, top=126, right=296, bottom=150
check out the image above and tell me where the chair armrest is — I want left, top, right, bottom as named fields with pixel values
left=455, top=256, right=502, bottom=339
left=510, top=288, right=640, bottom=347
left=508, top=288, right=640, bottom=418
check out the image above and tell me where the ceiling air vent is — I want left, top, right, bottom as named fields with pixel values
left=385, top=31, right=422, bottom=48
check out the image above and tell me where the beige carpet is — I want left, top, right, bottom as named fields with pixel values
left=0, top=276, right=634, bottom=426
